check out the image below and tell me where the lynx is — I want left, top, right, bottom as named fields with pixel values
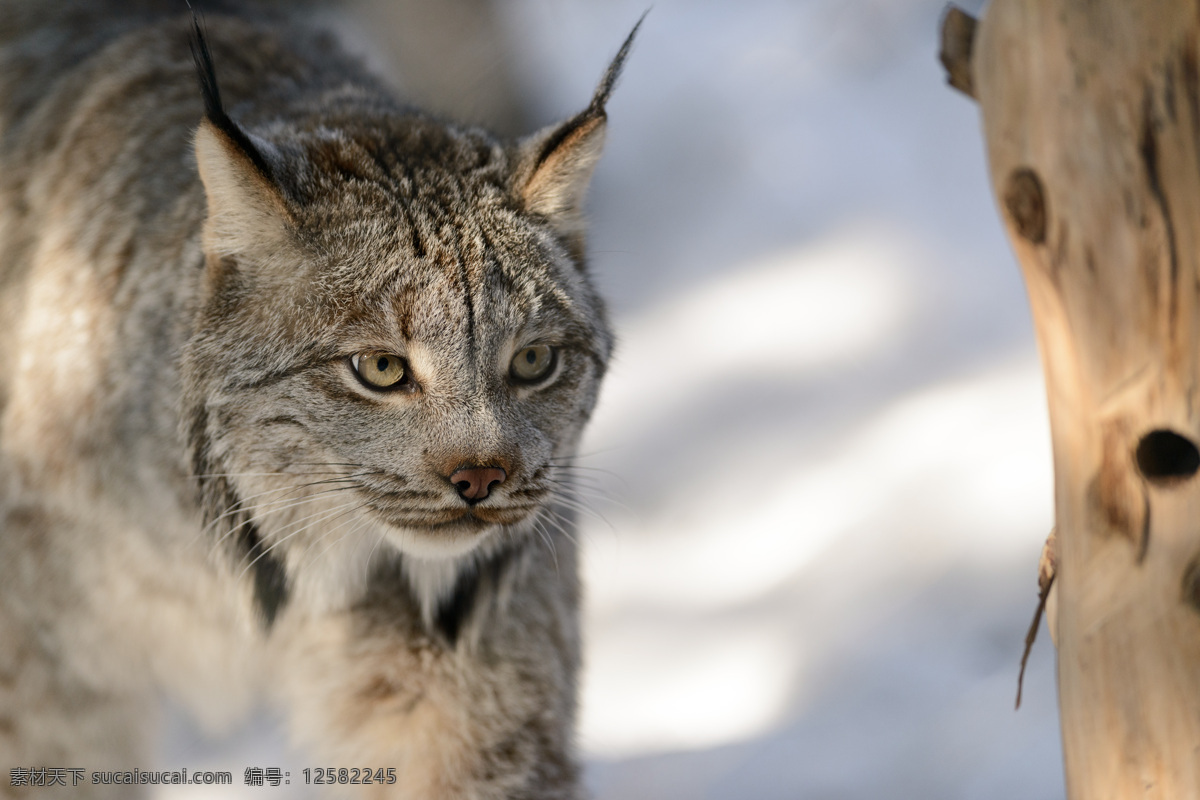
left=0, top=2, right=636, bottom=796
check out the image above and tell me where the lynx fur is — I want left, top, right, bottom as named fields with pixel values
left=0, top=2, right=636, bottom=796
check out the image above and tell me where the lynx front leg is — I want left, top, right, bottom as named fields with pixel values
left=276, top=543, right=582, bottom=800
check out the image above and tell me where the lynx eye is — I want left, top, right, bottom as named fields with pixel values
left=351, top=353, right=409, bottom=390
left=510, top=344, right=557, bottom=384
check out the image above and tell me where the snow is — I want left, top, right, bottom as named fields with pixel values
left=161, top=0, right=1067, bottom=796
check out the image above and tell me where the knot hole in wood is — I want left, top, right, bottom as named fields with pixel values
left=1136, top=429, right=1200, bottom=484
left=1182, top=558, right=1200, bottom=614
left=1003, top=167, right=1047, bottom=244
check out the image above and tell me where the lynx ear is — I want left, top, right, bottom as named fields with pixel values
left=190, top=14, right=291, bottom=261
left=194, top=121, right=291, bottom=258
left=515, top=15, right=643, bottom=242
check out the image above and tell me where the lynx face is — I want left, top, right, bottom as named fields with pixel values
left=181, top=18, right=627, bottom=616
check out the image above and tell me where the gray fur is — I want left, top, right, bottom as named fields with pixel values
left=0, top=2, right=632, bottom=796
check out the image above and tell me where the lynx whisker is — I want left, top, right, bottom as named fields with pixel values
left=301, top=514, right=375, bottom=573
left=530, top=515, right=560, bottom=576
left=545, top=490, right=614, bottom=533
left=363, top=525, right=391, bottom=574
left=545, top=480, right=633, bottom=519
left=547, top=446, right=623, bottom=464
left=537, top=506, right=582, bottom=548
left=205, top=480, right=364, bottom=547
left=236, top=499, right=365, bottom=581
left=547, top=461, right=628, bottom=489
left=190, top=469, right=347, bottom=479
left=206, top=484, right=361, bottom=554
left=287, top=461, right=381, bottom=473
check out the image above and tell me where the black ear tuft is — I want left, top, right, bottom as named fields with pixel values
left=527, top=13, right=645, bottom=182
left=188, top=11, right=226, bottom=125
left=587, top=10, right=647, bottom=117
left=188, top=11, right=276, bottom=182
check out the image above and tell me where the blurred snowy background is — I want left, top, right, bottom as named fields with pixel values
left=162, top=0, right=1067, bottom=797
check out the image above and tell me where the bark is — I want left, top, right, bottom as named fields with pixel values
left=946, top=2, right=1200, bottom=796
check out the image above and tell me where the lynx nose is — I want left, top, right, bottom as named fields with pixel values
left=449, top=466, right=507, bottom=503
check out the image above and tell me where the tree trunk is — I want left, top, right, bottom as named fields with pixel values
left=947, top=1, right=1200, bottom=797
